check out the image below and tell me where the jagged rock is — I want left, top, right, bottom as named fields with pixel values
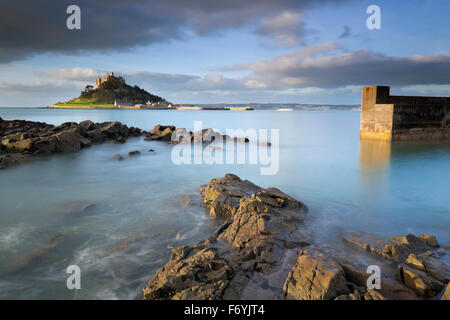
left=200, top=173, right=261, bottom=217
left=79, top=120, right=96, bottom=131
left=115, top=136, right=126, bottom=144
left=397, top=263, right=445, bottom=297
left=0, top=119, right=143, bottom=168
left=171, top=128, right=192, bottom=143
left=283, top=250, right=348, bottom=300
left=128, top=150, right=141, bottom=156
left=47, top=130, right=82, bottom=152
left=86, top=129, right=107, bottom=143
left=145, top=124, right=175, bottom=141
left=144, top=174, right=309, bottom=300
left=343, top=233, right=435, bottom=262
left=405, top=252, right=450, bottom=283
left=418, top=234, right=440, bottom=248
left=442, top=283, right=450, bottom=300
left=98, top=121, right=129, bottom=139
left=143, top=246, right=235, bottom=300
left=363, top=289, right=387, bottom=300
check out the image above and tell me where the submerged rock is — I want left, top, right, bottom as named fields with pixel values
left=12, top=233, right=71, bottom=273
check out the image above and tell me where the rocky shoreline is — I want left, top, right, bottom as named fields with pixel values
left=143, top=174, right=450, bottom=300
left=0, top=117, right=142, bottom=169
left=0, top=119, right=255, bottom=169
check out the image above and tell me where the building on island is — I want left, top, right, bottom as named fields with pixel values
left=96, top=72, right=125, bottom=89
left=360, top=86, right=450, bottom=141
left=114, top=99, right=133, bottom=108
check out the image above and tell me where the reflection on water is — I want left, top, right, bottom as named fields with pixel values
left=358, top=138, right=391, bottom=202
left=359, top=138, right=392, bottom=171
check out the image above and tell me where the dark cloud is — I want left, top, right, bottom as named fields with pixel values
left=225, top=48, right=450, bottom=89
left=338, top=26, right=351, bottom=39
left=0, top=0, right=351, bottom=63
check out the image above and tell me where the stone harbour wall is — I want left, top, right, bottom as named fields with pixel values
left=360, top=86, right=450, bottom=141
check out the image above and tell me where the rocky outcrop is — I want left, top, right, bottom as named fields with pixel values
left=283, top=249, right=348, bottom=300
left=0, top=119, right=143, bottom=168
left=143, top=174, right=310, bottom=300
left=144, top=174, right=449, bottom=300
left=442, top=283, right=450, bottom=300
left=396, top=251, right=450, bottom=297
left=340, top=232, right=449, bottom=299
left=144, top=124, right=251, bottom=145
left=342, top=232, right=438, bottom=262
left=143, top=245, right=235, bottom=300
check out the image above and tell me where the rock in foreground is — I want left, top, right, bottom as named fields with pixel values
left=143, top=175, right=449, bottom=300
left=143, top=174, right=310, bottom=300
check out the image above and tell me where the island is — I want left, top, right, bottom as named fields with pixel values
left=47, top=72, right=253, bottom=111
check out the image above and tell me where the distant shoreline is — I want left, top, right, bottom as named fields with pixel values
left=45, top=104, right=254, bottom=111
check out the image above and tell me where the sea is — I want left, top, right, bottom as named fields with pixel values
left=0, top=107, right=449, bottom=299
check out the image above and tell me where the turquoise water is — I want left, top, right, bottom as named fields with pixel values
left=0, top=107, right=449, bottom=299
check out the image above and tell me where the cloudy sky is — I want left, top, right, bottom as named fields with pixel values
left=1, top=0, right=450, bottom=107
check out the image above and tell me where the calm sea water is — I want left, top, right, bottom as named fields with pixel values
left=0, top=107, right=449, bottom=299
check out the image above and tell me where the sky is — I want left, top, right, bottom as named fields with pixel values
left=0, top=0, right=450, bottom=107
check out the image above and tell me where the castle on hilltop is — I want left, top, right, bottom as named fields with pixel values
left=96, top=72, right=125, bottom=89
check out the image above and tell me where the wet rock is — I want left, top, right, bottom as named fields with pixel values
left=418, top=234, right=440, bottom=248
left=63, top=202, right=95, bottom=215
left=337, top=258, right=418, bottom=300
left=144, top=174, right=309, bottom=300
left=99, top=121, right=129, bottom=139
left=47, top=130, right=82, bottom=153
left=180, top=195, right=191, bottom=208
left=171, top=128, right=192, bottom=144
left=148, top=149, right=155, bottom=152
left=200, top=173, right=262, bottom=217
left=79, top=120, right=96, bottom=131
left=0, top=119, right=143, bottom=168
left=86, top=129, right=107, bottom=143
left=143, top=246, right=235, bottom=300
left=405, top=252, right=450, bottom=284
left=442, top=283, right=450, bottom=300
left=12, top=233, right=70, bottom=272
left=283, top=249, right=348, bottom=300
left=343, top=232, right=435, bottom=262
left=397, top=263, right=445, bottom=297
left=115, top=136, right=126, bottom=144
left=128, top=150, right=141, bottom=156
left=145, top=125, right=176, bottom=142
